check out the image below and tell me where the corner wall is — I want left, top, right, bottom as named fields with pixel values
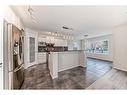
left=113, top=25, right=127, bottom=71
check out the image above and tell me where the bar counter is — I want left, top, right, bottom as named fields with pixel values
left=48, top=50, right=87, bottom=79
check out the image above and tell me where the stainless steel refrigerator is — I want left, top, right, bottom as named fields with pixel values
left=5, top=23, right=24, bottom=89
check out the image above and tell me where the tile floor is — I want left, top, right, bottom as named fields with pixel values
left=21, top=58, right=112, bottom=89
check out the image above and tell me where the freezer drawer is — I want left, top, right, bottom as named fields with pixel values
left=13, top=65, right=24, bottom=89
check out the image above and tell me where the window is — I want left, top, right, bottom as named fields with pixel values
left=29, top=37, right=35, bottom=63
left=85, top=40, right=109, bottom=55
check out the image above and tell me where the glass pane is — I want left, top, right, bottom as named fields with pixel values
left=29, top=37, right=35, bottom=63
left=85, top=40, right=109, bottom=55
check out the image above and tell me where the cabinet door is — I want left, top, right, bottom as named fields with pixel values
left=54, top=38, right=58, bottom=46
left=46, top=37, right=51, bottom=43
left=38, top=37, right=46, bottom=42
left=38, top=53, right=46, bottom=63
left=55, top=39, right=67, bottom=46
left=62, top=40, right=67, bottom=46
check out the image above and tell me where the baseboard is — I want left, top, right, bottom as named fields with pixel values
left=58, top=65, right=87, bottom=72
left=49, top=72, right=58, bottom=79
left=87, top=57, right=113, bottom=63
left=80, top=65, right=87, bottom=68
left=113, top=66, right=127, bottom=72
left=24, top=62, right=46, bottom=69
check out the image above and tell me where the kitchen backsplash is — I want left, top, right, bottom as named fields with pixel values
left=38, top=46, right=68, bottom=52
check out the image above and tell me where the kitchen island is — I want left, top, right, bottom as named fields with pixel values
left=48, top=50, right=87, bottom=79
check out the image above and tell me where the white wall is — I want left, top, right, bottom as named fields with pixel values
left=67, top=40, right=82, bottom=50
left=58, top=51, right=86, bottom=72
left=3, top=6, right=24, bottom=30
left=24, top=28, right=38, bottom=69
left=113, top=24, right=127, bottom=72
left=58, top=52, right=80, bottom=72
left=86, top=34, right=113, bottom=61
left=2, top=6, right=24, bottom=60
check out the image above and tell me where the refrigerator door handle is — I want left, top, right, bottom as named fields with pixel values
left=14, top=64, right=24, bottom=72
left=9, top=63, right=24, bottom=73
left=0, top=63, right=2, bottom=67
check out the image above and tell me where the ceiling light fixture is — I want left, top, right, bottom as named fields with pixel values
left=84, top=35, right=88, bottom=37
left=47, top=31, right=74, bottom=40
left=28, top=6, right=34, bottom=15
left=27, top=6, right=37, bottom=23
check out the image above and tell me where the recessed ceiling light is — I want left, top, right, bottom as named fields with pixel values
left=62, top=26, right=73, bottom=30
left=84, top=35, right=88, bottom=37
left=63, top=26, right=69, bottom=29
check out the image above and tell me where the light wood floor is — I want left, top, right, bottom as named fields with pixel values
left=87, top=69, right=127, bottom=89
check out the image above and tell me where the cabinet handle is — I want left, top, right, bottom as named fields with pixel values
left=0, top=63, right=2, bottom=67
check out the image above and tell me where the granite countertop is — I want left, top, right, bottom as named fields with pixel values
left=50, top=50, right=84, bottom=52
left=38, top=50, right=84, bottom=53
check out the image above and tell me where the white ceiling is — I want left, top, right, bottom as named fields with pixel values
left=11, top=6, right=127, bottom=37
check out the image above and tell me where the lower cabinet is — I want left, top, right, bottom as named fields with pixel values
left=37, top=52, right=46, bottom=64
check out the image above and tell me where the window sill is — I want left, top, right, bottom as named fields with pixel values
left=86, top=52, right=109, bottom=55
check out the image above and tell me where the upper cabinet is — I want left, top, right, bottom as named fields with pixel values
left=54, top=39, right=67, bottom=46
left=38, top=36, right=46, bottom=43
left=67, top=40, right=81, bottom=50
left=38, top=35, right=67, bottom=46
